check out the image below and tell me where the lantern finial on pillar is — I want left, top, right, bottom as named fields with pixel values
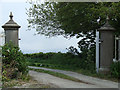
left=9, top=12, right=13, bottom=20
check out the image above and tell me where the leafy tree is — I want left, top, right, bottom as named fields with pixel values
left=27, top=2, right=120, bottom=64
left=27, top=2, right=120, bottom=35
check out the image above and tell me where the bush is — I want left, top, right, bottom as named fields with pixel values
left=26, top=51, right=95, bottom=72
left=110, top=61, right=120, bottom=78
left=2, top=42, right=29, bottom=81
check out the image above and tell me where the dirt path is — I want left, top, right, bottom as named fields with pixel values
left=29, top=66, right=118, bottom=88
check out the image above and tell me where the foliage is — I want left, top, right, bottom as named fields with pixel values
left=27, top=2, right=120, bottom=78
left=66, top=46, right=80, bottom=55
left=110, top=61, right=120, bottom=78
left=26, top=52, right=95, bottom=72
left=24, top=52, right=55, bottom=59
left=27, top=2, right=120, bottom=36
left=2, top=42, right=29, bottom=81
left=27, top=52, right=119, bottom=80
left=27, top=2, right=120, bottom=68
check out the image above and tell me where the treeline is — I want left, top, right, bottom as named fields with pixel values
left=24, top=52, right=95, bottom=72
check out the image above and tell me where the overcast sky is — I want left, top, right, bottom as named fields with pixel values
left=0, top=0, right=80, bottom=53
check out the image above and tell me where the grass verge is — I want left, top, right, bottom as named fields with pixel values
left=74, top=69, right=118, bottom=82
left=30, top=68, right=92, bottom=84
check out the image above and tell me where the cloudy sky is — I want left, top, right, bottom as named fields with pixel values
left=0, top=0, right=80, bottom=53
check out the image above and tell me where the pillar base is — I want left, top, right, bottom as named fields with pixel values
left=98, top=67, right=110, bottom=74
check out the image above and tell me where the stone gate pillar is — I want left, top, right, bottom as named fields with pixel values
left=98, top=17, right=116, bottom=74
left=2, top=12, right=21, bottom=46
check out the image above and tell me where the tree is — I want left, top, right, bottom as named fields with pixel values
left=27, top=2, right=120, bottom=35
left=27, top=2, right=120, bottom=64
left=27, top=2, right=97, bottom=36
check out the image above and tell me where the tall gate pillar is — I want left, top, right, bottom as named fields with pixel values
left=2, top=12, right=21, bottom=46
left=98, top=17, right=116, bottom=74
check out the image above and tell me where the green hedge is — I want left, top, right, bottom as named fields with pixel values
left=2, top=42, right=29, bottom=81
left=110, top=61, right=120, bottom=78
left=26, top=52, right=95, bottom=71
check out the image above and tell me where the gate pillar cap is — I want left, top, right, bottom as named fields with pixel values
left=98, top=16, right=116, bottom=31
left=2, top=12, right=21, bottom=29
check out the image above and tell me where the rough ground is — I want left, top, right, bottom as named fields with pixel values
left=29, top=70, right=98, bottom=88
left=13, top=79, right=54, bottom=88
left=29, top=66, right=119, bottom=88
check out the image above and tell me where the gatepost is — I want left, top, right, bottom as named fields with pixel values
left=2, top=12, right=21, bottom=46
left=98, top=17, right=116, bottom=74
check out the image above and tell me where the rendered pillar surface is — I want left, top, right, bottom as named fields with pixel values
left=98, top=18, right=116, bottom=74
left=99, top=31, right=114, bottom=72
left=5, top=30, right=19, bottom=46
left=2, top=12, right=21, bottom=46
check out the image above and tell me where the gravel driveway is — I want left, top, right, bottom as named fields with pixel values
left=29, top=66, right=118, bottom=88
left=29, top=70, right=101, bottom=88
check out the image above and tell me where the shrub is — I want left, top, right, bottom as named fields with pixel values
left=26, top=50, right=95, bottom=72
left=110, top=61, right=120, bottom=78
left=2, top=42, right=29, bottom=81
